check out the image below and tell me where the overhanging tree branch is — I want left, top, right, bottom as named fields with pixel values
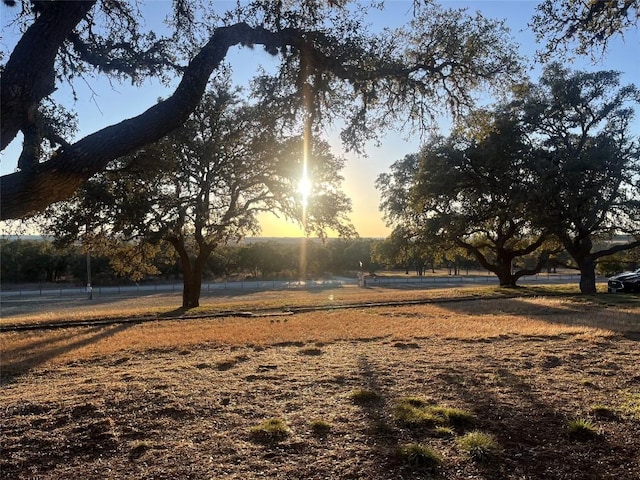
left=1, top=1, right=96, bottom=149
left=0, top=22, right=349, bottom=220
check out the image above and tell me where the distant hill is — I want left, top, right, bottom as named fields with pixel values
left=1, top=235, right=382, bottom=245
left=0, top=234, right=49, bottom=242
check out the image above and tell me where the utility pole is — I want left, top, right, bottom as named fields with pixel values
left=86, top=250, right=92, bottom=300
left=86, top=220, right=92, bottom=300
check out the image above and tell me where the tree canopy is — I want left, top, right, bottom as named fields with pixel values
left=531, top=0, right=640, bottom=60
left=46, top=79, right=354, bottom=307
left=514, top=64, right=640, bottom=292
left=0, top=0, right=520, bottom=220
left=377, top=115, right=555, bottom=287
left=378, top=65, right=640, bottom=292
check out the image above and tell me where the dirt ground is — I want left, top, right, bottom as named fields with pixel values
left=1, top=294, right=639, bottom=479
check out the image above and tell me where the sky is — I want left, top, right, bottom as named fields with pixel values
left=1, top=1, right=639, bottom=238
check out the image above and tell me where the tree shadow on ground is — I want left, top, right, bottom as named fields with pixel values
left=349, top=341, right=639, bottom=479
left=0, top=292, right=187, bottom=319
left=430, top=361, right=636, bottom=480
left=1, top=323, right=133, bottom=385
left=353, top=354, right=452, bottom=478
left=438, top=296, right=640, bottom=333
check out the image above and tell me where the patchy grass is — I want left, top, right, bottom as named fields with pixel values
left=249, top=417, right=290, bottom=442
left=3, top=294, right=636, bottom=374
left=429, top=405, right=476, bottom=428
left=350, top=389, right=382, bottom=405
left=393, top=398, right=475, bottom=429
left=1, top=293, right=639, bottom=479
left=397, top=443, right=443, bottom=468
left=567, top=418, right=599, bottom=440
left=620, top=391, right=640, bottom=421
left=309, top=419, right=332, bottom=436
left=457, top=431, right=501, bottom=462
left=2, top=283, right=629, bottom=328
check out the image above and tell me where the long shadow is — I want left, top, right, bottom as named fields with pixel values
left=437, top=295, right=640, bottom=334
left=1, top=323, right=133, bottom=385
left=353, top=355, right=428, bottom=478
left=0, top=291, right=184, bottom=319
left=0, top=329, right=81, bottom=360
left=355, top=355, right=399, bottom=441
left=434, top=358, right=631, bottom=480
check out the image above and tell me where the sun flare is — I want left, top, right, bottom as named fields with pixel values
left=298, top=175, right=312, bottom=207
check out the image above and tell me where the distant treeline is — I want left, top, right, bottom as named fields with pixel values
left=0, top=237, right=637, bottom=285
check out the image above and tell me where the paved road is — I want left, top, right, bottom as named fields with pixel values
left=1, top=273, right=590, bottom=301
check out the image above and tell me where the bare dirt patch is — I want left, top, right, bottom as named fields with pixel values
left=1, top=294, right=639, bottom=479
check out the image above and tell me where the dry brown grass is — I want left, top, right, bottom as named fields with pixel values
left=2, top=295, right=636, bottom=377
left=0, top=284, right=596, bottom=326
left=2, top=290, right=639, bottom=480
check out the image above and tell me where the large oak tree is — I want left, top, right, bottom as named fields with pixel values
left=1, top=0, right=520, bottom=220
left=514, top=64, right=640, bottom=293
left=46, top=80, right=354, bottom=308
left=377, top=115, right=556, bottom=288
left=378, top=65, right=640, bottom=293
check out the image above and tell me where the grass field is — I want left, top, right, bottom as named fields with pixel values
left=1, top=286, right=639, bottom=479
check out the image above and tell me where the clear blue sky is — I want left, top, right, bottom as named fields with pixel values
left=1, top=1, right=638, bottom=237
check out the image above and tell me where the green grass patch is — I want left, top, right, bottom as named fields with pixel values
left=620, top=391, right=640, bottom=420
left=250, top=417, right=290, bottom=442
left=393, top=398, right=475, bottom=429
left=350, top=389, right=382, bottom=405
left=567, top=418, right=598, bottom=439
left=430, top=406, right=476, bottom=427
left=394, top=403, right=442, bottom=427
left=310, top=419, right=332, bottom=435
left=397, top=396, right=428, bottom=408
left=397, top=443, right=443, bottom=468
left=456, top=431, right=500, bottom=462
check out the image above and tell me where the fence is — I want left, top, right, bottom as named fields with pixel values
left=0, top=273, right=591, bottom=299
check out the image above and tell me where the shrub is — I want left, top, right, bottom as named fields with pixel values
left=397, top=443, right=443, bottom=468
left=456, top=431, right=500, bottom=462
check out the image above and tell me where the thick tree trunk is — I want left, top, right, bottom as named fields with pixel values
left=182, top=259, right=206, bottom=309
left=182, top=270, right=202, bottom=309
left=495, top=263, right=517, bottom=288
left=169, top=236, right=213, bottom=309
left=577, top=258, right=597, bottom=294
left=560, top=233, right=601, bottom=295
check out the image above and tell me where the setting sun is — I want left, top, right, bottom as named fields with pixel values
left=298, top=175, right=312, bottom=207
